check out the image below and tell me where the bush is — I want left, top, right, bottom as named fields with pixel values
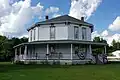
left=29, top=61, right=37, bottom=64
left=15, top=61, right=24, bottom=65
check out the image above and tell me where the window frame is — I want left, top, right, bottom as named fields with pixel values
left=82, top=27, right=87, bottom=40
left=50, top=26, right=55, bottom=40
left=38, top=27, right=39, bottom=40
left=74, top=26, right=79, bottom=39
left=30, top=30, right=32, bottom=41
left=34, top=28, right=36, bottom=41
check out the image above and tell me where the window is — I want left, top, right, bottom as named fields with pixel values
left=50, top=26, right=55, bottom=39
left=38, top=27, right=39, bottom=40
left=74, top=26, right=79, bottom=39
left=34, top=28, right=36, bottom=40
left=74, top=45, right=79, bottom=54
left=79, top=44, right=87, bottom=53
left=82, top=27, right=87, bottom=40
left=50, top=44, right=55, bottom=53
left=30, top=30, right=32, bottom=41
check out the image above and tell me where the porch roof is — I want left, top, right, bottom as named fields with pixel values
left=13, top=40, right=108, bottom=48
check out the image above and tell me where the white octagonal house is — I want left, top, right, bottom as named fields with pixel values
left=14, top=15, right=107, bottom=65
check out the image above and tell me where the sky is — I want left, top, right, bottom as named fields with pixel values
left=0, top=0, right=120, bottom=45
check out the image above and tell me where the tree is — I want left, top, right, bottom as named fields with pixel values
left=111, top=39, right=120, bottom=51
left=100, top=38, right=107, bottom=43
left=112, top=39, right=116, bottom=46
left=93, top=37, right=101, bottom=42
left=93, top=37, right=108, bottom=55
left=93, top=37, right=107, bottom=43
left=0, top=35, right=28, bottom=61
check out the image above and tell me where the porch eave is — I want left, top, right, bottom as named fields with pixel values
left=13, top=40, right=108, bottom=48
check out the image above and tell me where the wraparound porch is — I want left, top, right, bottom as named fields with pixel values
left=14, top=40, right=107, bottom=64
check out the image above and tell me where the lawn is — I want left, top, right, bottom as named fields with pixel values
left=0, top=62, right=120, bottom=80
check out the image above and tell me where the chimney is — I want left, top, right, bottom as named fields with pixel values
left=45, top=15, right=49, bottom=20
left=81, top=17, right=84, bottom=21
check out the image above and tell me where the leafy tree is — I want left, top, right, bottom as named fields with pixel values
left=93, top=37, right=107, bottom=43
left=111, top=39, right=120, bottom=51
left=93, top=37, right=108, bottom=55
left=112, top=39, right=116, bottom=46
left=93, top=37, right=101, bottom=42
left=0, top=35, right=28, bottom=61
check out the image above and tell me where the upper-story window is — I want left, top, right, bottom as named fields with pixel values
left=82, top=27, right=87, bottom=40
left=50, top=26, right=55, bottom=39
left=38, top=27, right=39, bottom=40
left=34, top=28, right=36, bottom=40
left=30, top=30, right=32, bottom=41
left=74, top=26, right=79, bottom=39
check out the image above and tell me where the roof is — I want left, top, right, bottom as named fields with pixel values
left=13, top=40, right=107, bottom=48
left=27, top=15, right=94, bottom=31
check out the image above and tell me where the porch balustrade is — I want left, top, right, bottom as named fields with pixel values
left=17, top=52, right=91, bottom=60
left=19, top=53, right=72, bottom=60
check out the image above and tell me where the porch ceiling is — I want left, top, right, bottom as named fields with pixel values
left=13, top=40, right=108, bottom=48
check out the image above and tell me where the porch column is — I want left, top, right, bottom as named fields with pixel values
left=104, top=46, right=106, bottom=55
left=89, top=44, right=92, bottom=55
left=89, top=44, right=92, bottom=59
left=15, top=48, right=17, bottom=61
left=19, top=47, right=22, bottom=60
left=19, top=47, right=21, bottom=55
left=71, top=44, right=73, bottom=60
left=47, top=44, right=49, bottom=60
left=24, top=45, right=27, bottom=60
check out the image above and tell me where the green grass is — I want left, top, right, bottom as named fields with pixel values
left=0, top=62, right=120, bottom=80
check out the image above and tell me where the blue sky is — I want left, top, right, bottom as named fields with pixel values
left=0, top=0, right=120, bottom=44
left=30, top=0, right=120, bottom=32
left=9, top=0, right=120, bottom=32
left=32, top=0, right=70, bottom=14
left=88, top=0, right=120, bottom=32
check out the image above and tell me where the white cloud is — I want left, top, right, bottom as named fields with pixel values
left=0, top=0, right=61, bottom=38
left=101, top=30, right=108, bottom=37
left=109, top=16, right=120, bottom=31
left=32, top=2, right=44, bottom=17
left=45, top=6, right=59, bottom=15
left=0, top=0, right=11, bottom=17
left=68, top=0, right=120, bottom=46
left=52, top=13, right=61, bottom=18
left=102, top=33, right=120, bottom=46
left=69, top=0, right=120, bottom=46
left=11, top=1, right=24, bottom=14
left=92, top=30, right=120, bottom=45
left=91, top=31, right=100, bottom=40
left=9, top=0, right=19, bottom=4
left=19, top=34, right=29, bottom=38
left=69, top=0, right=102, bottom=20
left=0, top=0, right=44, bottom=37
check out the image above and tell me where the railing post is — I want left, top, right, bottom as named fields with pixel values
left=15, top=48, right=17, bottom=61
left=47, top=44, right=49, bottom=60
left=71, top=44, right=73, bottom=60
left=24, top=45, right=27, bottom=60
left=19, top=47, right=21, bottom=55
left=89, top=44, right=92, bottom=55
left=19, top=47, right=22, bottom=60
left=104, top=46, right=106, bottom=55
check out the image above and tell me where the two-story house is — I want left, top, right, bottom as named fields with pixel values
left=14, top=15, right=107, bottom=64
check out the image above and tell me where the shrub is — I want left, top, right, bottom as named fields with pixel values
left=29, top=61, right=37, bottom=64
left=15, top=61, right=24, bottom=65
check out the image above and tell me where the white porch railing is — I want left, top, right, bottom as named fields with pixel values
left=15, top=53, right=93, bottom=61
